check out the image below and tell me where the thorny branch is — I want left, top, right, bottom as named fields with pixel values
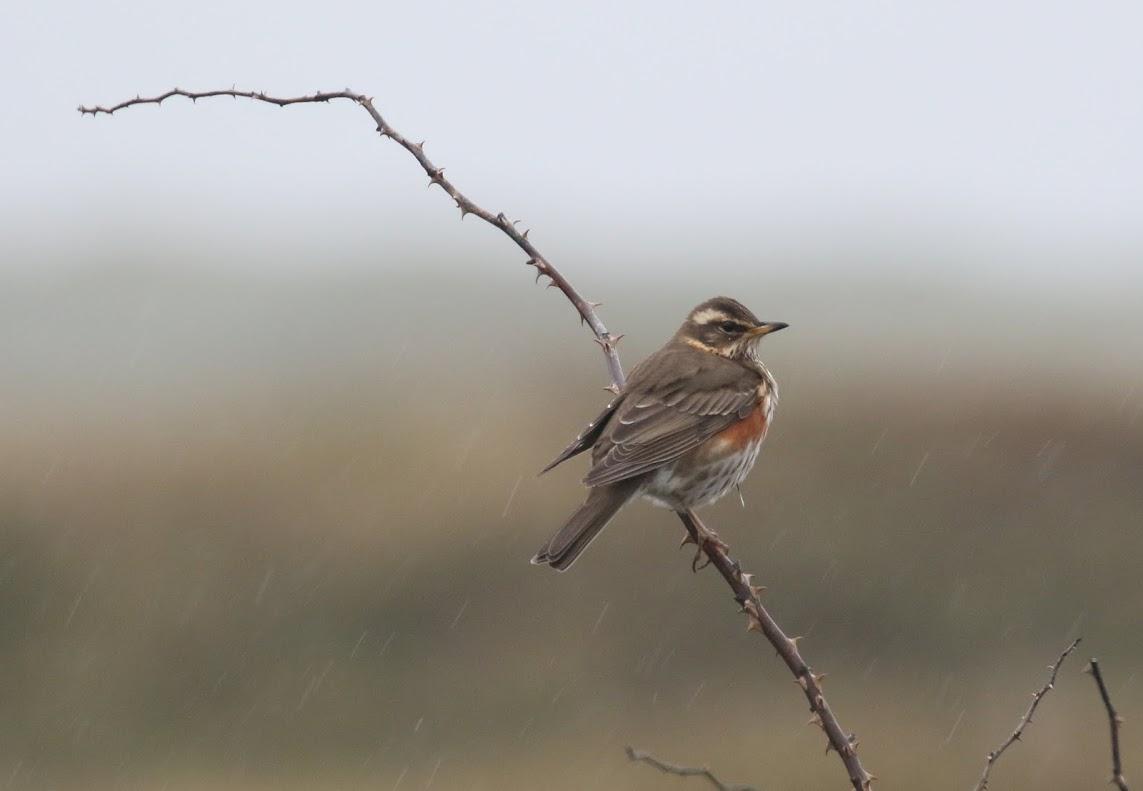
left=80, top=86, right=870, bottom=789
left=677, top=511, right=872, bottom=790
left=77, top=88, right=626, bottom=390
left=973, top=638, right=1081, bottom=791
left=1087, top=659, right=1130, bottom=791
left=625, top=746, right=758, bottom=791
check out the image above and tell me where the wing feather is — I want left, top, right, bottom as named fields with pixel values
left=582, top=350, right=761, bottom=487
left=540, top=395, right=625, bottom=474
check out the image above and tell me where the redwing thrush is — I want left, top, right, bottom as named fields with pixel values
left=532, top=296, right=787, bottom=571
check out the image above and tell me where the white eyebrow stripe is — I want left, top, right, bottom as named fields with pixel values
left=690, top=308, right=734, bottom=325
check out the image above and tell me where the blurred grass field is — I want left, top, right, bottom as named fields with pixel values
left=1, top=234, right=1140, bottom=789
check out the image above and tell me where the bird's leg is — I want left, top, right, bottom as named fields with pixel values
left=677, top=509, right=729, bottom=572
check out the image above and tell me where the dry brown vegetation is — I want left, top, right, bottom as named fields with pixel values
left=2, top=244, right=1140, bottom=788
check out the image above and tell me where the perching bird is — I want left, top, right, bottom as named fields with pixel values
left=532, top=296, right=787, bottom=571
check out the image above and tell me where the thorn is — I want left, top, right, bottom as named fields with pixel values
left=523, top=229, right=530, bottom=239
left=806, top=714, right=822, bottom=728
left=604, top=384, right=621, bottom=395
left=750, top=584, right=768, bottom=597
left=789, top=635, right=804, bottom=650
left=679, top=533, right=697, bottom=549
left=825, top=741, right=835, bottom=756
left=745, top=616, right=763, bottom=633
left=611, top=334, right=626, bottom=346
left=812, top=672, right=828, bottom=686
left=589, top=301, right=603, bottom=309
left=740, top=572, right=754, bottom=588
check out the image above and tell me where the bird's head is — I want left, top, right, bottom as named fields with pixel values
left=676, top=296, right=788, bottom=359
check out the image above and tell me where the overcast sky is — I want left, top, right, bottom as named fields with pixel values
left=3, top=0, right=1142, bottom=278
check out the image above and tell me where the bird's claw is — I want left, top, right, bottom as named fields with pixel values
left=689, top=526, right=729, bottom=573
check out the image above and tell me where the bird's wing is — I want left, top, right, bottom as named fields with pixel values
left=540, top=395, right=625, bottom=474
left=583, top=357, right=759, bottom=487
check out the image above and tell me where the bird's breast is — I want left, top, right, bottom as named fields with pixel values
left=704, top=389, right=774, bottom=459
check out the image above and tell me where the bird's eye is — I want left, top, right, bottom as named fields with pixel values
left=719, top=321, right=740, bottom=333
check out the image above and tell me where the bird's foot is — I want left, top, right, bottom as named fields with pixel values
left=689, top=525, right=729, bottom=573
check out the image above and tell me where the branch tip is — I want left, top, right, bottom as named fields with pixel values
left=973, top=638, right=1082, bottom=791
left=626, top=745, right=759, bottom=791
left=1088, top=659, right=1130, bottom=791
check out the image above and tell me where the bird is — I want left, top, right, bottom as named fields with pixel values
left=532, top=296, right=787, bottom=571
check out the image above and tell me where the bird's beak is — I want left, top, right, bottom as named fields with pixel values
left=747, top=321, right=789, bottom=338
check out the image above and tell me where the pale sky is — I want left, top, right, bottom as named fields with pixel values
left=3, top=0, right=1142, bottom=277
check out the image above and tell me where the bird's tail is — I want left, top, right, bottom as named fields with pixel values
left=531, top=481, right=639, bottom=571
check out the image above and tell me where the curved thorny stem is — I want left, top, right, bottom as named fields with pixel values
left=78, top=88, right=626, bottom=390
left=79, top=86, right=871, bottom=789
left=973, top=638, right=1081, bottom=791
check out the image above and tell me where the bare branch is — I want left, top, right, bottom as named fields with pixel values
left=77, top=88, right=626, bottom=389
left=80, top=85, right=871, bottom=790
left=625, top=746, right=759, bottom=791
left=973, top=638, right=1082, bottom=791
left=677, top=510, right=873, bottom=790
left=1087, top=659, right=1130, bottom=791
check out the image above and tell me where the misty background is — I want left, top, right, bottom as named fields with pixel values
left=2, top=1, right=1141, bottom=788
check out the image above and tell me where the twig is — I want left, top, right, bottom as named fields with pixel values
left=1087, top=659, right=1129, bottom=791
left=77, top=88, right=626, bottom=390
left=678, top=511, right=873, bottom=790
left=973, top=638, right=1081, bottom=791
left=625, top=746, right=758, bottom=791
left=79, top=85, right=871, bottom=790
